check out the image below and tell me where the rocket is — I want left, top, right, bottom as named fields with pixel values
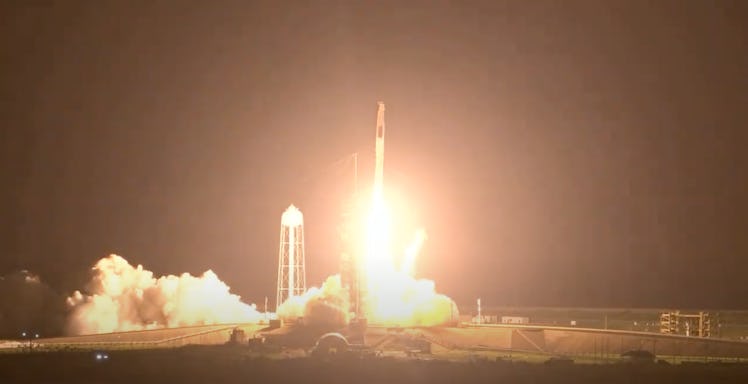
left=374, top=101, right=386, bottom=199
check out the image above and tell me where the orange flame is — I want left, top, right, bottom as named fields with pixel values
left=360, top=193, right=458, bottom=327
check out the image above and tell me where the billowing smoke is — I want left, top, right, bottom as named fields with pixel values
left=276, top=274, right=349, bottom=326
left=0, top=270, right=66, bottom=338
left=275, top=273, right=459, bottom=328
left=364, top=274, right=459, bottom=327
left=66, top=254, right=263, bottom=335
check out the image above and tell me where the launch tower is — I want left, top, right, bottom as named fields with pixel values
left=276, top=204, right=306, bottom=311
left=342, top=101, right=386, bottom=324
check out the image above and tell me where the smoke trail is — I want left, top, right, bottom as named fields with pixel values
left=66, top=254, right=262, bottom=335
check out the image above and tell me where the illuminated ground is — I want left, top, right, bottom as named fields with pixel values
left=3, top=323, right=748, bottom=383
left=7, top=324, right=266, bottom=351
left=7, top=322, right=747, bottom=363
left=1, top=346, right=748, bottom=384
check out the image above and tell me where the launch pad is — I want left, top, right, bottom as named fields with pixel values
left=22, top=102, right=746, bottom=366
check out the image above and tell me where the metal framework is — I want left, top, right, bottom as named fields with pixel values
left=339, top=153, right=361, bottom=319
left=341, top=102, right=385, bottom=322
left=660, top=310, right=712, bottom=337
left=276, top=204, right=306, bottom=311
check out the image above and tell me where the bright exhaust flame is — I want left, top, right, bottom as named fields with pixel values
left=363, top=195, right=394, bottom=283
left=276, top=101, right=458, bottom=327
left=66, top=254, right=264, bottom=335
left=274, top=192, right=458, bottom=327
left=361, top=193, right=458, bottom=327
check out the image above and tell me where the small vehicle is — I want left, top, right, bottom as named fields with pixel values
left=93, top=350, right=110, bottom=362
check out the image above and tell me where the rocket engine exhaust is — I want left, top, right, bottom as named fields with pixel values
left=278, top=101, right=459, bottom=328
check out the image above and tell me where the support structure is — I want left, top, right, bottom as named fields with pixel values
left=276, top=204, right=306, bottom=311
left=477, top=298, right=482, bottom=324
left=660, top=311, right=712, bottom=337
left=341, top=102, right=385, bottom=330
left=339, top=153, right=361, bottom=318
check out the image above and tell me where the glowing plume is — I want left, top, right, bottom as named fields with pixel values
left=360, top=193, right=458, bottom=327
left=401, top=228, right=427, bottom=276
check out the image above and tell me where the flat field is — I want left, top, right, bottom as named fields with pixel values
left=1, top=346, right=748, bottom=384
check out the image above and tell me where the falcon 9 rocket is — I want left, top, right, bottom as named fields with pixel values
left=374, top=102, right=386, bottom=200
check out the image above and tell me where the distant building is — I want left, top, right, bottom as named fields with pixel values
left=501, top=316, right=530, bottom=324
left=470, top=315, right=498, bottom=324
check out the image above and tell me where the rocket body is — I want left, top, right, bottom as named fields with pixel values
left=374, top=102, right=386, bottom=199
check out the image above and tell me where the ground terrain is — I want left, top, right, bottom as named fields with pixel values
left=2, top=346, right=748, bottom=384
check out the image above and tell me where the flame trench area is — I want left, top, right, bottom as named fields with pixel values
left=336, top=102, right=459, bottom=328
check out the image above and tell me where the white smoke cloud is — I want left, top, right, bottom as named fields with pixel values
left=276, top=274, right=349, bottom=326
left=66, top=254, right=263, bottom=335
left=275, top=273, right=459, bottom=328
left=364, top=273, right=460, bottom=327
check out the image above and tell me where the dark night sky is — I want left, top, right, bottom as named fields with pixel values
left=1, top=0, right=747, bottom=310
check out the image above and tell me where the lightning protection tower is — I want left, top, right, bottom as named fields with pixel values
left=276, top=204, right=306, bottom=311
